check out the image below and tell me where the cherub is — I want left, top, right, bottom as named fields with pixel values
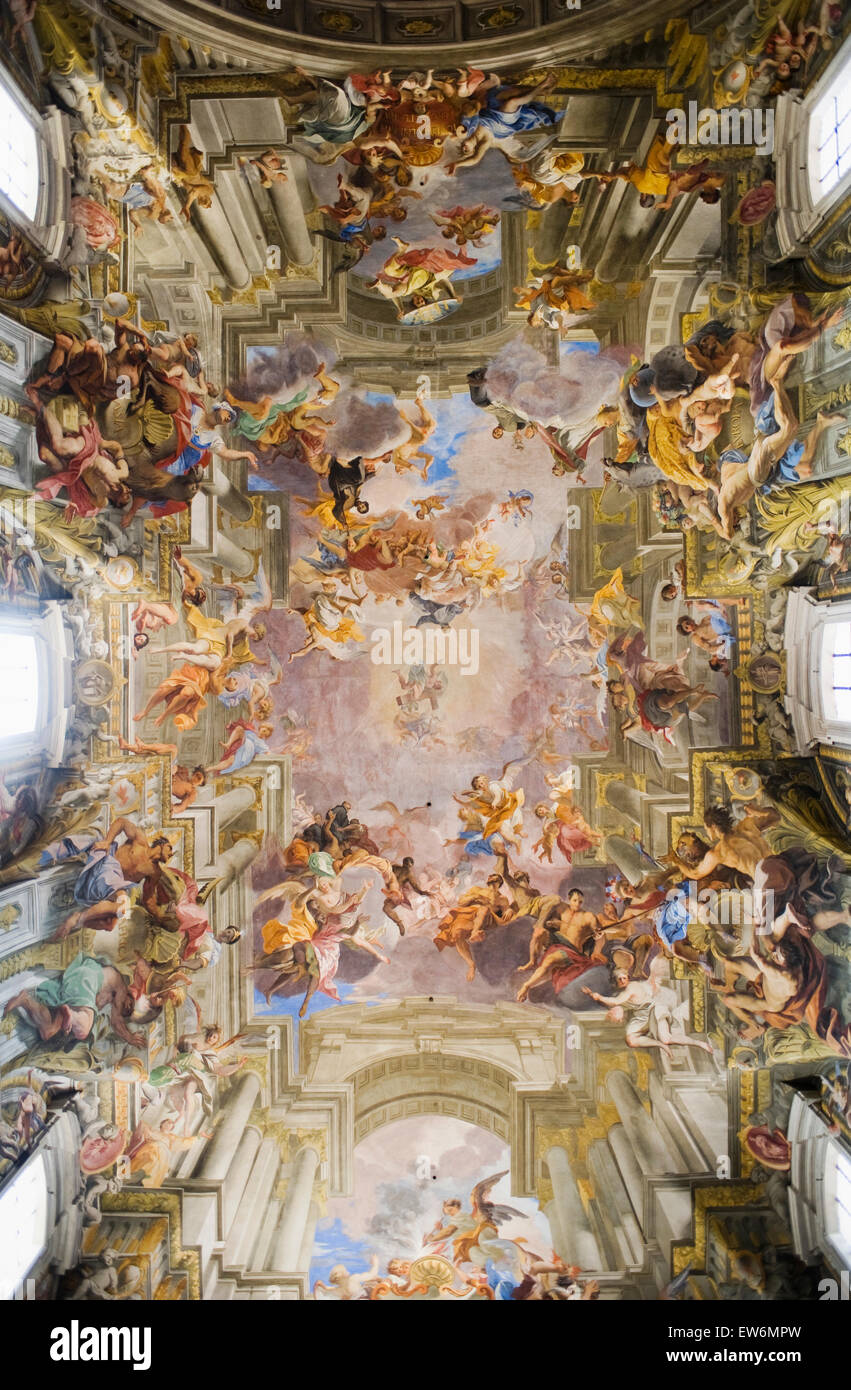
left=498, top=490, right=533, bottom=523
left=314, top=1255, right=381, bottom=1300
left=8, top=0, right=37, bottom=48
left=171, top=126, right=215, bottom=219
left=238, top=148, right=289, bottom=187
left=0, top=234, right=27, bottom=285
left=533, top=787, right=602, bottom=865
left=757, top=3, right=835, bottom=79
left=534, top=609, right=593, bottom=667
left=366, top=387, right=436, bottom=479
left=430, top=204, right=500, bottom=250
left=515, top=266, right=596, bottom=328
left=414, top=494, right=448, bottom=521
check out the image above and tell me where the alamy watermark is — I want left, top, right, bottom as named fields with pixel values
left=665, top=101, right=774, bottom=156
left=50, top=1321, right=151, bottom=1371
left=370, top=621, right=479, bottom=675
left=670, top=880, right=775, bottom=932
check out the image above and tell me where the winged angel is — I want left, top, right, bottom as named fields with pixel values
left=423, top=1170, right=531, bottom=1298
left=245, top=878, right=388, bottom=1017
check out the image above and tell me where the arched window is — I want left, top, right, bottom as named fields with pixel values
left=0, top=632, right=40, bottom=739
left=809, top=62, right=851, bottom=205
left=774, top=37, right=851, bottom=255
left=822, top=617, right=851, bottom=723
left=785, top=591, right=851, bottom=749
left=0, top=1151, right=49, bottom=1300
left=0, top=606, right=74, bottom=767
left=0, top=81, right=40, bottom=222
left=823, top=1140, right=851, bottom=1268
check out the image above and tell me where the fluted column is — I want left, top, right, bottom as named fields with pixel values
left=546, top=1145, right=602, bottom=1270
left=604, top=782, right=644, bottom=825
left=588, top=1138, right=643, bottom=1266
left=607, top=1071, right=686, bottom=1175
left=196, top=1070, right=261, bottom=1182
left=202, top=464, right=253, bottom=521
left=297, top=1199, right=319, bottom=1274
left=269, top=160, right=314, bottom=267
left=223, top=1125, right=262, bottom=1232
left=273, top=1146, right=320, bottom=1271
left=194, top=200, right=252, bottom=291
left=215, top=785, right=256, bottom=827
left=199, top=835, right=261, bottom=887
left=211, top=530, right=254, bottom=578
left=607, top=1123, right=646, bottom=1225
left=604, top=835, right=652, bottom=887
left=225, top=1138, right=280, bottom=1268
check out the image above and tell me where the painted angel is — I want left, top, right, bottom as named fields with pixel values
left=430, top=204, right=500, bottom=250
left=532, top=785, right=602, bottom=865
left=424, top=1170, right=529, bottom=1298
left=454, top=756, right=531, bottom=854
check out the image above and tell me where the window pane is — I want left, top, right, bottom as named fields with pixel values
left=0, top=84, right=39, bottom=220
left=811, top=67, right=851, bottom=201
left=833, top=623, right=851, bottom=657
left=0, top=1152, right=48, bottom=1300
left=0, top=633, right=39, bottom=736
left=836, top=1153, right=851, bottom=1246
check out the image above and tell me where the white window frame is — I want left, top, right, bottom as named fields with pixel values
left=0, top=81, right=40, bottom=223
left=0, top=611, right=46, bottom=761
left=0, top=69, right=46, bottom=236
left=823, top=1138, right=851, bottom=1270
left=784, top=591, right=851, bottom=749
left=774, top=34, right=851, bottom=255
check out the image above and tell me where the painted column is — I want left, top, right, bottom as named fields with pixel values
left=211, top=529, right=254, bottom=578
left=196, top=1070, right=261, bottom=1182
left=588, top=1137, right=644, bottom=1265
left=273, top=1145, right=320, bottom=1271
left=546, top=1144, right=602, bottom=1270
left=607, top=1123, right=646, bottom=1225
left=199, top=834, right=261, bottom=888
left=202, top=464, right=254, bottom=521
left=224, top=1138, right=280, bottom=1268
left=269, top=160, right=314, bottom=267
left=297, top=1199, right=320, bottom=1275
left=544, top=1197, right=569, bottom=1261
left=222, top=1125, right=262, bottom=1232
left=607, top=1071, right=686, bottom=1174
left=215, top=785, right=256, bottom=828
left=194, top=200, right=252, bottom=291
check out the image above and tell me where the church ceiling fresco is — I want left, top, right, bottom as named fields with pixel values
left=2, top=0, right=851, bottom=1322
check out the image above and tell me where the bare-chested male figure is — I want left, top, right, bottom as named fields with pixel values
left=4, top=954, right=146, bottom=1048
left=41, top=816, right=175, bottom=940
left=670, top=803, right=780, bottom=883
left=516, top=888, right=602, bottom=1001
left=381, top=856, right=432, bottom=935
